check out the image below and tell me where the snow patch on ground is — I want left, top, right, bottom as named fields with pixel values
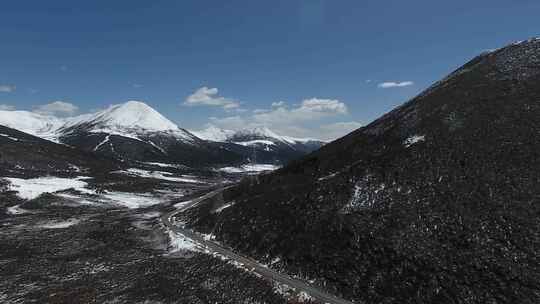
left=173, top=199, right=193, bottom=209
left=101, top=192, right=165, bottom=209
left=137, top=211, right=162, bottom=219
left=0, top=133, right=19, bottom=141
left=6, top=205, right=30, bottom=215
left=5, top=176, right=90, bottom=200
left=4, top=176, right=177, bottom=209
left=143, top=162, right=189, bottom=169
left=55, top=193, right=98, bottom=206
left=218, top=164, right=279, bottom=173
left=273, top=282, right=315, bottom=303
left=213, top=201, right=235, bottom=213
left=168, top=231, right=200, bottom=252
left=318, top=172, right=339, bottom=181
left=404, top=134, right=425, bottom=147
left=233, top=140, right=276, bottom=146
left=114, top=168, right=205, bottom=183
left=39, top=219, right=80, bottom=229
left=93, top=135, right=110, bottom=151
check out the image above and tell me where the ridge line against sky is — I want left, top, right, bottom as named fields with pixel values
left=1, top=1, right=539, bottom=139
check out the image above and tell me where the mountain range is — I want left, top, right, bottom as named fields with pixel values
left=0, top=101, right=324, bottom=168
left=192, top=125, right=325, bottom=165
left=2, top=38, right=539, bottom=304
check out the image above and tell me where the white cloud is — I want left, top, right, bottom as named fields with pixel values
left=271, top=101, right=286, bottom=108
left=132, top=83, right=143, bottom=88
left=0, top=85, right=16, bottom=93
left=320, top=121, right=363, bottom=140
left=253, top=98, right=347, bottom=125
left=252, top=109, right=269, bottom=114
left=34, top=101, right=79, bottom=116
left=184, top=86, right=240, bottom=110
left=208, top=97, right=351, bottom=140
left=378, top=81, right=414, bottom=88
left=299, top=98, right=347, bottom=114
left=0, top=104, right=15, bottom=111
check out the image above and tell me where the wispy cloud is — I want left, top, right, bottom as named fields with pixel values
left=0, top=84, right=16, bottom=93
left=132, top=83, right=143, bottom=88
left=208, top=97, right=352, bottom=140
left=184, top=86, right=240, bottom=110
left=378, top=81, right=414, bottom=88
left=0, top=104, right=15, bottom=111
left=34, top=101, right=79, bottom=116
left=271, top=101, right=286, bottom=108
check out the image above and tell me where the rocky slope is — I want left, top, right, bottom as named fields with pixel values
left=186, top=39, right=540, bottom=303
left=0, top=125, right=116, bottom=177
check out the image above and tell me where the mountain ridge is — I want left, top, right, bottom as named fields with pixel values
left=0, top=101, right=322, bottom=167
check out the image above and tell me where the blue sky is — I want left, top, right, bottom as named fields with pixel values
left=1, top=1, right=539, bottom=140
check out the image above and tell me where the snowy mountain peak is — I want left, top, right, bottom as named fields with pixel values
left=0, top=110, right=64, bottom=141
left=190, top=125, right=235, bottom=142
left=192, top=125, right=323, bottom=145
left=89, top=101, right=180, bottom=132
left=233, top=126, right=322, bottom=144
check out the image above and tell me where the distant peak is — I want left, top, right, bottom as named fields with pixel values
left=82, top=101, right=180, bottom=132
left=232, top=126, right=322, bottom=144
left=117, top=100, right=153, bottom=110
left=191, top=125, right=235, bottom=142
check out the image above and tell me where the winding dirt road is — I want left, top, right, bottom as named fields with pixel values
left=162, top=187, right=356, bottom=304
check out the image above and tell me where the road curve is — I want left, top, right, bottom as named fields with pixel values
left=162, top=187, right=356, bottom=304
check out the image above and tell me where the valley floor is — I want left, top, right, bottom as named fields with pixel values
left=0, top=173, right=302, bottom=304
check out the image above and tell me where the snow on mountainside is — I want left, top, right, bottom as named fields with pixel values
left=0, top=101, right=321, bottom=166
left=0, top=101, right=198, bottom=144
left=0, top=110, right=64, bottom=142
left=60, top=101, right=196, bottom=142
left=192, top=125, right=323, bottom=145
left=190, top=125, right=235, bottom=142
left=66, top=101, right=179, bottom=132
left=190, top=125, right=325, bottom=165
left=55, top=101, right=244, bottom=166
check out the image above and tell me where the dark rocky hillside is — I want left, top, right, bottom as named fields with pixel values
left=59, top=130, right=245, bottom=168
left=186, top=39, right=540, bottom=303
left=0, top=125, right=117, bottom=177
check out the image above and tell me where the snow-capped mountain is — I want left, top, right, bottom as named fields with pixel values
left=61, top=101, right=190, bottom=136
left=0, top=110, right=64, bottom=142
left=193, top=125, right=321, bottom=145
left=191, top=125, right=235, bottom=143
left=0, top=101, right=244, bottom=167
left=59, top=101, right=198, bottom=144
left=191, top=125, right=325, bottom=164
left=55, top=101, right=244, bottom=166
left=0, top=101, right=322, bottom=167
